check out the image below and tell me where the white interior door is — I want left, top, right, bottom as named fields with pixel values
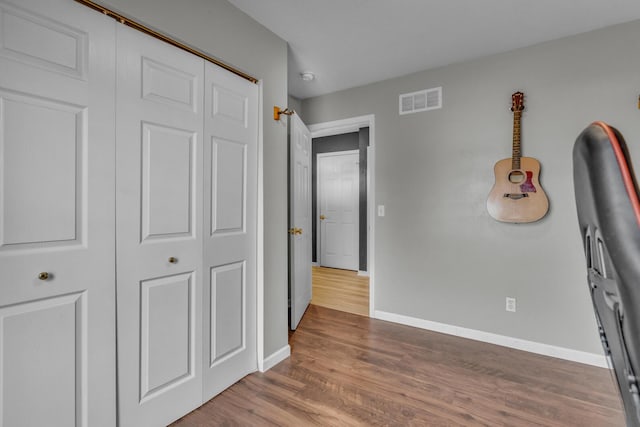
left=319, top=151, right=360, bottom=270
left=289, top=114, right=312, bottom=329
left=115, top=25, right=204, bottom=427
left=202, top=61, right=258, bottom=399
left=0, top=0, right=116, bottom=426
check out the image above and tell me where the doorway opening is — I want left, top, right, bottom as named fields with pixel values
left=308, top=115, right=376, bottom=318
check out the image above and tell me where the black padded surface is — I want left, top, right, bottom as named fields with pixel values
left=573, top=122, right=640, bottom=426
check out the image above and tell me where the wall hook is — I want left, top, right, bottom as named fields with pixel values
left=274, top=106, right=294, bottom=121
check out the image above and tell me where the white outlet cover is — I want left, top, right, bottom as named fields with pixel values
left=506, top=297, right=516, bottom=312
left=378, top=205, right=385, bottom=217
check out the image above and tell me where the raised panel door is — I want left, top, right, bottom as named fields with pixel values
left=115, top=25, right=204, bottom=427
left=289, top=114, right=312, bottom=329
left=0, top=0, right=116, bottom=425
left=202, top=62, right=258, bottom=400
left=319, top=151, right=360, bottom=270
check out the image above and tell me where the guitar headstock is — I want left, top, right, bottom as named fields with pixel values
left=511, top=91, right=525, bottom=112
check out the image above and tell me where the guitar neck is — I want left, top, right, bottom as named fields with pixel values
left=512, top=110, right=522, bottom=170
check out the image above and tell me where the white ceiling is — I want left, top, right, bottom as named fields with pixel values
left=227, top=0, right=640, bottom=100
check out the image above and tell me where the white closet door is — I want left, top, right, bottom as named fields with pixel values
left=0, top=1, right=116, bottom=426
left=115, top=25, right=204, bottom=427
left=202, top=62, right=258, bottom=399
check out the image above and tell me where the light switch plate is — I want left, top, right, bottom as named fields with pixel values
left=378, top=205, right=385, bottom=217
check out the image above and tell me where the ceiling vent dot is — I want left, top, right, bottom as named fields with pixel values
left=399, top=87, right=442, bottom=115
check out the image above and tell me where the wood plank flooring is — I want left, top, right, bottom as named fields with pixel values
left=172, top=305, right=624, bottom=426
left=311, top=266, right=369, bottom=317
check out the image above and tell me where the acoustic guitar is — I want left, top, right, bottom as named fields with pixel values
left=487, top=92, right=549, bottom=223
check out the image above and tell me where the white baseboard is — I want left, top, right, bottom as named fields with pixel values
left=259, top=344, right=290, bottom=372
left=373, top=310, right=608, bottom=368
left=357, top=270, right=369, bottom=277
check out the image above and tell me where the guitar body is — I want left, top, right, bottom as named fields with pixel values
left=487, top=91, right=549, bottom=223
left=487, top=156, right=549, bottom=223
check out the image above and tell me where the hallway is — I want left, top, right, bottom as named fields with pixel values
left=311, top=266, right=369, bottom=317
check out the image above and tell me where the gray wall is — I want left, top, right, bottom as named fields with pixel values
left=302, top=20, right=640, bottom=354
left=100, top=0, right=289, bottom=358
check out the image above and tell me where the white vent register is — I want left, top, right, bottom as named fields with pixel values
left=399, top=86, right=442, bottom=115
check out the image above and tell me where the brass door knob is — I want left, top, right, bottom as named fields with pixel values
left=38, top=272, right=50, bottom=281
left=319, top=215, right=326, bottom=220
left=295, top=228, right=303, bottom=235
left=168, top=257, right=178, bottom=264
left=288, top=228, right=296, bottom=235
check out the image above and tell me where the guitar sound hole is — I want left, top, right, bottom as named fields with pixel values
left=508, top=170, right=525, bottom=183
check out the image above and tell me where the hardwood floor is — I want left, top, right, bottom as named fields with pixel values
left=311, top=266, right=369, bottom=316
left=172, top=305, right=623, bottom=426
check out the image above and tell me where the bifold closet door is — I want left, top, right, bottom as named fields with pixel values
left=115, top=25, right=204, bottom=427
left=0, top=0, right=117, bottom=426
left=202, top=62, right=258, bottom=399
left=115, top=16, right=259, bottom=426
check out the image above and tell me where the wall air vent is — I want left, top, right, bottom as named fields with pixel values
left=399, top=86, right=442, bottom=115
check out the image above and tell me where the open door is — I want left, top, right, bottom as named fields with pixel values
left=289, top=113, right=312, bottom=329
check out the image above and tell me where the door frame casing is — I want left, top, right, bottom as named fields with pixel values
left=316, top=149, right=360, bottom=271
left=308, top=115, right=375, bottom=317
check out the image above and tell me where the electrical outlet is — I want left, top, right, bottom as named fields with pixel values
left=506, top=297, right=516, bottom=312
left=377, top=205, right=385, bottom=217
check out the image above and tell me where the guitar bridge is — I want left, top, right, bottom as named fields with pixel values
left=503, top=193, right=529, bottom=200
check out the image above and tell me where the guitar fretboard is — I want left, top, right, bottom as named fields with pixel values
left=512, top=110, right=522, bottom=170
